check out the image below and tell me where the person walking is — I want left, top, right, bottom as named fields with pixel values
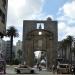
left=73, top=66, right=75, bottom=75
left=52, top=65, right=55, bottom=73
left=39, top=65, right=42, bottom=71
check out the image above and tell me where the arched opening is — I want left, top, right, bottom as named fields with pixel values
left=24, top=29, right=54, bottom=70
left=23, top=20, right=58, bottom=71
left=34, top=50, right=47, bottom=70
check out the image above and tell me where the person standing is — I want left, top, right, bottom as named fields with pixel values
left=73, top=66, right=75, bottom=75
left=52, top=65, right=55, bottom=73
left=39, top=65, right=42, bottom=71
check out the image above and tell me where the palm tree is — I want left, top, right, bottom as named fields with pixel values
left=73, top=47, right=75, bottom=58
left=6, top=26, right=19, bottom=64
left=61, top=39, right=68, bottom=62
left=66, top=35, right=74, bottom=64
left=59, top=35, right=74, bottom=64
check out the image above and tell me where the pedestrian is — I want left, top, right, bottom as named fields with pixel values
left=71, top=65, right=74, bottom=74
left=39, top=65, right=42, bottom=71
left=49, top=66, right=52, bottom=71
left=73, top=66, right=75, bottom=75
left=52, top=65, right=55, bottom=73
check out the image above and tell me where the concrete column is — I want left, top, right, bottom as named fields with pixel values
left=27, top=40, right=34, bottom=67
left=47, top=38, right=53, bottom=71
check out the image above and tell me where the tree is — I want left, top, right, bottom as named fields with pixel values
left=17, top=49, right=22, bottom=63
left=73, top=47, right=75, bottom=57
left=6, top=26, right=19, bottom=64
left=66, top=35, right=74, bottom=64
left=61, top=39, right=68, bottom=62
left=61, top=36, right=74, bottom=63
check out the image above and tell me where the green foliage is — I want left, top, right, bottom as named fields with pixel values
left=60, top=35, right=74, bottom=64
left=14, top=59, right=19, bottom=65
left=17, top=49, right=22, bottom=56
left=6, top=26, right=19, bottom=37
left=17, top=49, right=22, bottom=64
left=61, top=35, right=74, bottom=49
left=6, top=26, right=19, bottom=64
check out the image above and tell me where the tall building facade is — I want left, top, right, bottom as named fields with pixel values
left=0, top=38, right=6, bottom=59
left=5, top=41, right=11, bottom=63
left=0, top=0, right=8, bottom=38
left=6, top=40, right=15, bottom=63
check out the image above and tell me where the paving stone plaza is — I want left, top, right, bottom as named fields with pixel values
left=5, top=66, right=71, bottom=75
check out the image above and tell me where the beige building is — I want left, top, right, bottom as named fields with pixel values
left=0, top=0, right=8, bottom=38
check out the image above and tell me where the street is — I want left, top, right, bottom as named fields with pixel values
left=4, top=66, right=71, bottom=75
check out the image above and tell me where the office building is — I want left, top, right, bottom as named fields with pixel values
left=0, top=0, right=8, bottom=38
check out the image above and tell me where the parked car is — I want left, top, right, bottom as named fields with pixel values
left=57, top=64, right=71, bottom=74
left=14, top=65, right=37, bottom=74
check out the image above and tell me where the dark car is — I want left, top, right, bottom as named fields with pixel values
left=57, top=64, right=71, bottom=74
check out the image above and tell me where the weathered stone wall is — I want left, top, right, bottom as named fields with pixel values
left=0, top=0, right=8, bottom=36
left=23, top=18, right=58, bottom=69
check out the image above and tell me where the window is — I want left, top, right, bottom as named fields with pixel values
left=0, top=9, right=5, bottom=24
left=36, top=23, right=44, bottom=29
left=2, top=13, right=5, bottom=24
left=38, top=40, right=42, bottom=47
left=2, top=0, right=6, bottom=9
left=0, top=10, right=1, bottom=16
left=59, top=65, right=69, bottom=68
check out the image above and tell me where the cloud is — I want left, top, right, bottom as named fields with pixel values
left=57, top=0, right=75, bottom=41
left=58, top=21, right=66, bottom=31
left=62, top=1, right=75, bottom=19
left=6, top=0, right=45, bottom=45
left=58, top=22, right=75, bottom=41
left=7, top=0, right=44, bottom=20
left=6, top=0, right=75, bottom=45
left=58, top=0, right=75, bottom=19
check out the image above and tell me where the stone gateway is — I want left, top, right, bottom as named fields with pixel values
left=23, top=17, right=58, bottom=70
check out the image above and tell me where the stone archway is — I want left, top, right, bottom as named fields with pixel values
left=23, top=29, right=54, bottom=70
left=23, top=18, right=58, bottom=70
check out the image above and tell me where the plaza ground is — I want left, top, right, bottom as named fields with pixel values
left=4, top=65, right=71, bottom=75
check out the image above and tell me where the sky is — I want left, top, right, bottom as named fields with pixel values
left=3, top=0, right=75, bottom=45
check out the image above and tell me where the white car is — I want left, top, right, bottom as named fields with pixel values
left=14, top=65, right=36, bottom=74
